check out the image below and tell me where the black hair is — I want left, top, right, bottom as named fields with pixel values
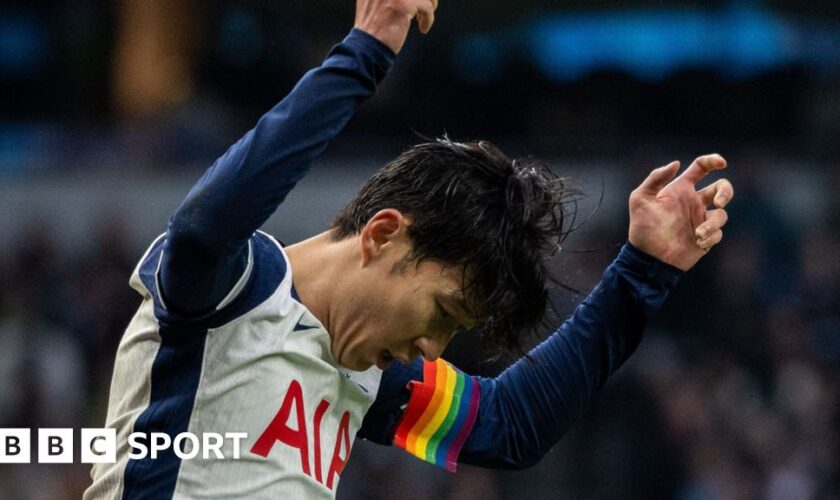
left=331, top=137, right=579, bottom=355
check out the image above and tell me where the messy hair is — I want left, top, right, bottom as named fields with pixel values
left=331, top=137, right=578, bottom=355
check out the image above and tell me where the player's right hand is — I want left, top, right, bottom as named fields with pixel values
left=354, top=0, right=439, bottom=54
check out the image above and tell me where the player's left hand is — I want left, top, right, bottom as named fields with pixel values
left=628, top=154, right=734, bottom=271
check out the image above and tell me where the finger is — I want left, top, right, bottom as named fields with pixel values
left=637, top=161, right=680, bottom=196
left=677, top=154, right=727, bottom=185
left=695, top=209, right=728, bottom=240
left=697, top=179, right=734, bottom=208
left=416, top=0, right=436, bottom=33
left=697, top=228, right=723, bottom=250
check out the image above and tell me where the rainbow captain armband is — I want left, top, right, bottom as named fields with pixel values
left=392, top=358, right=480, bottom=472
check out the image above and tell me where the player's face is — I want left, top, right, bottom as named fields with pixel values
left=330, top=212, right=476, bottom=371
left=338, top=257, right=473, bottom=371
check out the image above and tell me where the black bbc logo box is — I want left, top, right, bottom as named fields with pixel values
left=0, top=429, right=116, bottom=464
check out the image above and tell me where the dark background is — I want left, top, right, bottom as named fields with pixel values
left=0, top=1, right=838, bottom=499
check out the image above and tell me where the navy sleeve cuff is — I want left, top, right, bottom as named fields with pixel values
left=618, top=242, right=684, bottom=289
left=343, top=28, right=397, bottom=81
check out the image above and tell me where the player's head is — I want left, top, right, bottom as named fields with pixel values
left=328, top=137, right=576, bottom=370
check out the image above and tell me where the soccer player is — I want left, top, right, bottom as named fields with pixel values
left=85, top=0, right=734, bottom=498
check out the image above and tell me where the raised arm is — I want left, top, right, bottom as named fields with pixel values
left=158, top=0, right=439, bottom=316
left=361, top=155, right=735, bottom=470
left=464, top=155, right=735, bottom=467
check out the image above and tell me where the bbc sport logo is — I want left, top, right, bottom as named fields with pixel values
left=0, top=429, right=248, bottom=464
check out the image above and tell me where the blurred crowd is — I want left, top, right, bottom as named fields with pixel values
left=633, top=200, right=840, bottom=500
left=0, top=161, right=837, bottom=500
left=0, top=219, right=137, bottom=498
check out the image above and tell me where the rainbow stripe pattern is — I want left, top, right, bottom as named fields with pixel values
left=392, top=358, right=480, bottom=472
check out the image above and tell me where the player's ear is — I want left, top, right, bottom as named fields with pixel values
left=359, top=209, right=409, bottom=266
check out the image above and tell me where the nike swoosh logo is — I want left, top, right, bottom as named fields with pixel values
left=293, top=322, right=318, bottom=332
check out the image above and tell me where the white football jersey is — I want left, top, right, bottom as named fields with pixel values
left=85, top=231, right=383, bottom=499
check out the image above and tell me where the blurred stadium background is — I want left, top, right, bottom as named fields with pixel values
left=1, top=0, right=839, bottom=498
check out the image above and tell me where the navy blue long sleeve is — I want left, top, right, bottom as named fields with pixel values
left=159, top=30, right=394, bottom=315
left=360, top=243, right=683, bottom=469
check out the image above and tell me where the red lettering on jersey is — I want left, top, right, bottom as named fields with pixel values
left=325, top=411, right=351, bottom=490
left=312, top=399, right=330, bottom=484
left=251, top=381, right=355, bottom=490
left=250, top=379, right=311, bottom=476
